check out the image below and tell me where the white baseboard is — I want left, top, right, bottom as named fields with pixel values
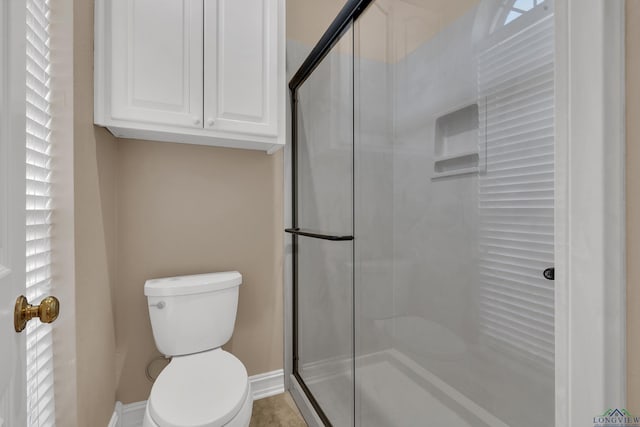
left=119, top=402, right=147, bottom=427
left=108, top=369, right=285, bottom=427
left=107, top=401, right=122, bottom=427
left=249, top=368, right=285, bottom=400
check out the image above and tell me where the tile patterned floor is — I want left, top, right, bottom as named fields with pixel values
left=250, top=392, right=307, bottom=427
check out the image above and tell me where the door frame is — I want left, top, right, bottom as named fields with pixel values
left=0, top=0, right=27, bottom=424
left=283, top=0, right=628, bottom=425
left=554, top=0, right=626, bottom=424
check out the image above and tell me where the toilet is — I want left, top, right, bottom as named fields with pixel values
left=142, top=271, right=252, bottom=427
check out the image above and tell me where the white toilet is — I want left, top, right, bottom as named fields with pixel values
left=142, top=271, right=252, bottom=427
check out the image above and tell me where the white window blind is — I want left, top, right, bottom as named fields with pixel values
left=477, top=13, right=555, bottom=367
left=25, top=0, right=55, bottom=425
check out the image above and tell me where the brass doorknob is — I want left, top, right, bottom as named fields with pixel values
left=14, top=295, right=60, bottom=333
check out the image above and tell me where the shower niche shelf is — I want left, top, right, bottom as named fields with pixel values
left=432, top=103, right=479, bottom=179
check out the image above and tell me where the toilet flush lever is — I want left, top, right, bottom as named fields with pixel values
left=149, top=301, right=165, bottom=309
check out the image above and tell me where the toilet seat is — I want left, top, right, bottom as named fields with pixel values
left=148, top=349, right=249, bottom=427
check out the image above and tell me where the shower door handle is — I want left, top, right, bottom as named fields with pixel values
left=285, top=228, right=353, bottom=241
left=543, top=267, right=555, bottom=280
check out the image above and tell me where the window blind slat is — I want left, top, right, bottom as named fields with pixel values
left=479, top=69, right=553, bottom=103
left=482, top=280, right=553, bottom=299
left=26, top=150, right=51, bottom=169
left=479, top=40, right=554, bottom=79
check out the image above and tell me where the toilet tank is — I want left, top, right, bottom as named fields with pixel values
left=144, top=271, right=242, bottom=357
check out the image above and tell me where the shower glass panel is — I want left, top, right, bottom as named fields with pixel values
left=290, top=1, right=555, bottom=426
left=294, top=26, right=354, bottom=426
left=353, top=1, right=555, bottom=426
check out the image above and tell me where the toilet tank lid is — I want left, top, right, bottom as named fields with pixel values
left=144, top=271, right=242, bottom=297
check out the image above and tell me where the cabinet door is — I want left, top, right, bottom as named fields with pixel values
left=204, top=0, right=278, bottom=136
left=111, top=0, right=203, bottom=128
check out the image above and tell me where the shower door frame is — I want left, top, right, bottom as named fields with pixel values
left=283, top=0, right=627, bottom=425
left=285, top=4, right=362, bottom=424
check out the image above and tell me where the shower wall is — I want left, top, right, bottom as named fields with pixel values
left=354, top=28, right=396, bottom=358
left=348, top=0, right=482, bottom=375
left=353, top=0, right=483, bottom=367
left=390, top=4, right=479, bottom=358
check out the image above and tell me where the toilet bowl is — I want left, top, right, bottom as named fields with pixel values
left=142, top=349, right=252, bottom=427
left=142, top=272, right=251, bottom=427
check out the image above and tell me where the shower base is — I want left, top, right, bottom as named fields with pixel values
left=296, top=349, right=508, bottom=427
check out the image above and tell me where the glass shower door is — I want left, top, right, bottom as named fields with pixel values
left=291, top=26, right=354, bottom=426
left=353, top=1, right=555, bottom=426
left=290, top=1, right=556, bottom=425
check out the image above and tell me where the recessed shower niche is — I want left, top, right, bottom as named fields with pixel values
left=433, top=103, right=479, bottom=178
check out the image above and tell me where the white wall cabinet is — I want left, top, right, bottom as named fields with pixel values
left=95, top=0, right=285, bottom=153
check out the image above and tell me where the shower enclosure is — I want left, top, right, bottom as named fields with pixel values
left=285, top=0, right=592, bottom=425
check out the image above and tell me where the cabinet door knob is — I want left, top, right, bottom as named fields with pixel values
left=193, top=117, right=201, bottom=125
left=207, top=119, right=215, bottom=127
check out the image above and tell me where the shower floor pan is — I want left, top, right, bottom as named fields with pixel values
left=300, top=349, right=508, bottom=427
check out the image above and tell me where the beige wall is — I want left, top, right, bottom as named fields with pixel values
left=627, top=0, right=640, bottom=414
left=73, top=0, right=119, bottom=425
left=286, top=0, right=346, bottom=47
left=114, top=141, right=284, bottom=403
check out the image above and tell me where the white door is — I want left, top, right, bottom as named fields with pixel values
left=0, top=0, right=27, bottom=424
left=1, top=0, right=59, bottom=425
